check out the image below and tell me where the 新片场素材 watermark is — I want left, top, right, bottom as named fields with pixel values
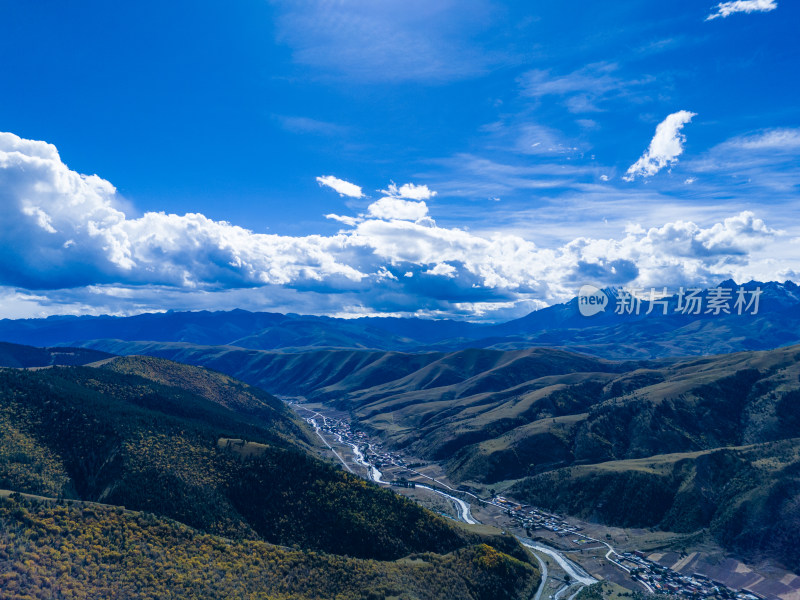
left=578, top=285, right=762, bottom=317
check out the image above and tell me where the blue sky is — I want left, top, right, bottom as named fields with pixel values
left=0, top=0, right=798, bottom=319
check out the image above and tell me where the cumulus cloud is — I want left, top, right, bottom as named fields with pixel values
left=424, top=263, right=457, bottom=278
left=0, top=131, right=795, bottom=320
left=380, top=182, right=437, bottom=201
left=624, top=111, right=696, bottom=181
left=316, top=175, right=364, bottom=198
left=366, top=197, right=430, bottom=222
left=0, top=133, right=366, bottom=289
left=706, top=0, right=777, bottom=20
left=644, top=211, right=775, bottom=258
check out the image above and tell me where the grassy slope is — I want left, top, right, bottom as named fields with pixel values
left=0, top=357, right=540, bottom=599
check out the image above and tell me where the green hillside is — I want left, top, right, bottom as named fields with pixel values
left=0, top=342, right=112, bottom=368
left=0, top=355, right=539, bottom=599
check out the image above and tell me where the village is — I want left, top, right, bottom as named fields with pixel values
left=494, top=496, right=765, bottom=600
left=297, top=403, right=769, bottom=600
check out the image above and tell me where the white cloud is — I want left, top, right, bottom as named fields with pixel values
left=600, top=175, right=610, bottom=182
left=366, top=197, right=430, bottom=221
left=644, top=211, right=775, bottom=258
left=515, top=124, right=582, bottom=155
left=706, top=0, right=777, bottom=20
left=0, top=132, right=366, bottom=289
left=520, top=62, right=620, bottom=99
left=624, top=111, right=696, bottom=181
left=325, top=214, right=362, bottom=227
left=427, top=153, right=586, bottom=201
left=380, top=182, right=438, bottom=201
left=684, top=177, right=696, bottom=184
left=316, top=175, right=364, bottom=198
left=685, top=128, right=800, bottom=193
left=424, top=263, right=457, bottom=278
left=0, top=131, right=796, bottom=321
left=519, top=62, right=653, bottom=113
left=722, top=128, right=800, bottom=151
left=21, top=205, right=57, bottom=233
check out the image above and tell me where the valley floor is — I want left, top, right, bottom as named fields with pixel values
left=288, top=401, right=800, bottom=600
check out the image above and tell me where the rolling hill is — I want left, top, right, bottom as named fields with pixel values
left=0, top=344, right=539, bottom=599
left=67, top=338, right=800, bottom=570
left=0, top=342, right=112, bottom=368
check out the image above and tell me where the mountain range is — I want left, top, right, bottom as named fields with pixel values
left=1, top=280, right=798, bottom=359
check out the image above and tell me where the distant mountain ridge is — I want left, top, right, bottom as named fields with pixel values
left=1, top=280, right=798, bottom=359
left=0, top=342, right=111, bottom=368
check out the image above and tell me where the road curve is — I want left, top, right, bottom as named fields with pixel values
left=520, top=541, right=597, bottom=586
left=528, top=549, right=549, bottom=600
left=416, top=484, right=478, bottom=524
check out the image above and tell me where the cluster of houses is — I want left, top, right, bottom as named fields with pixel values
left=318, top=414, right=367, bottom=445
left=493, top=495, right=766, bottom=600
left=312, top=412, right=406, bottom=471
left=621, top=553, right=765, bottom=600
left=493, top=495, right=582, bottom=537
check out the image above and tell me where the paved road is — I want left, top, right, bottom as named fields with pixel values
left=554, top=583, right=571, bottom=600
left=567, top=587, right=584, bottom=600
left=520, top=540, right=597, bottom=586
left=529, top=549, right=549, bottom=600
left=416, top=484, right=478, bottom=524
left=581, top=535, right=654, bottom=594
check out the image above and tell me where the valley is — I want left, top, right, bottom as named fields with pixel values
left=287, top=401, right=800, bottom=600
left=4, top=1, right=798, bottom=597
left=42, top=331, right=800, bottom=599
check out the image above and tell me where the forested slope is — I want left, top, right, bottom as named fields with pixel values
left=0, top=353, right=539, bottom=599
